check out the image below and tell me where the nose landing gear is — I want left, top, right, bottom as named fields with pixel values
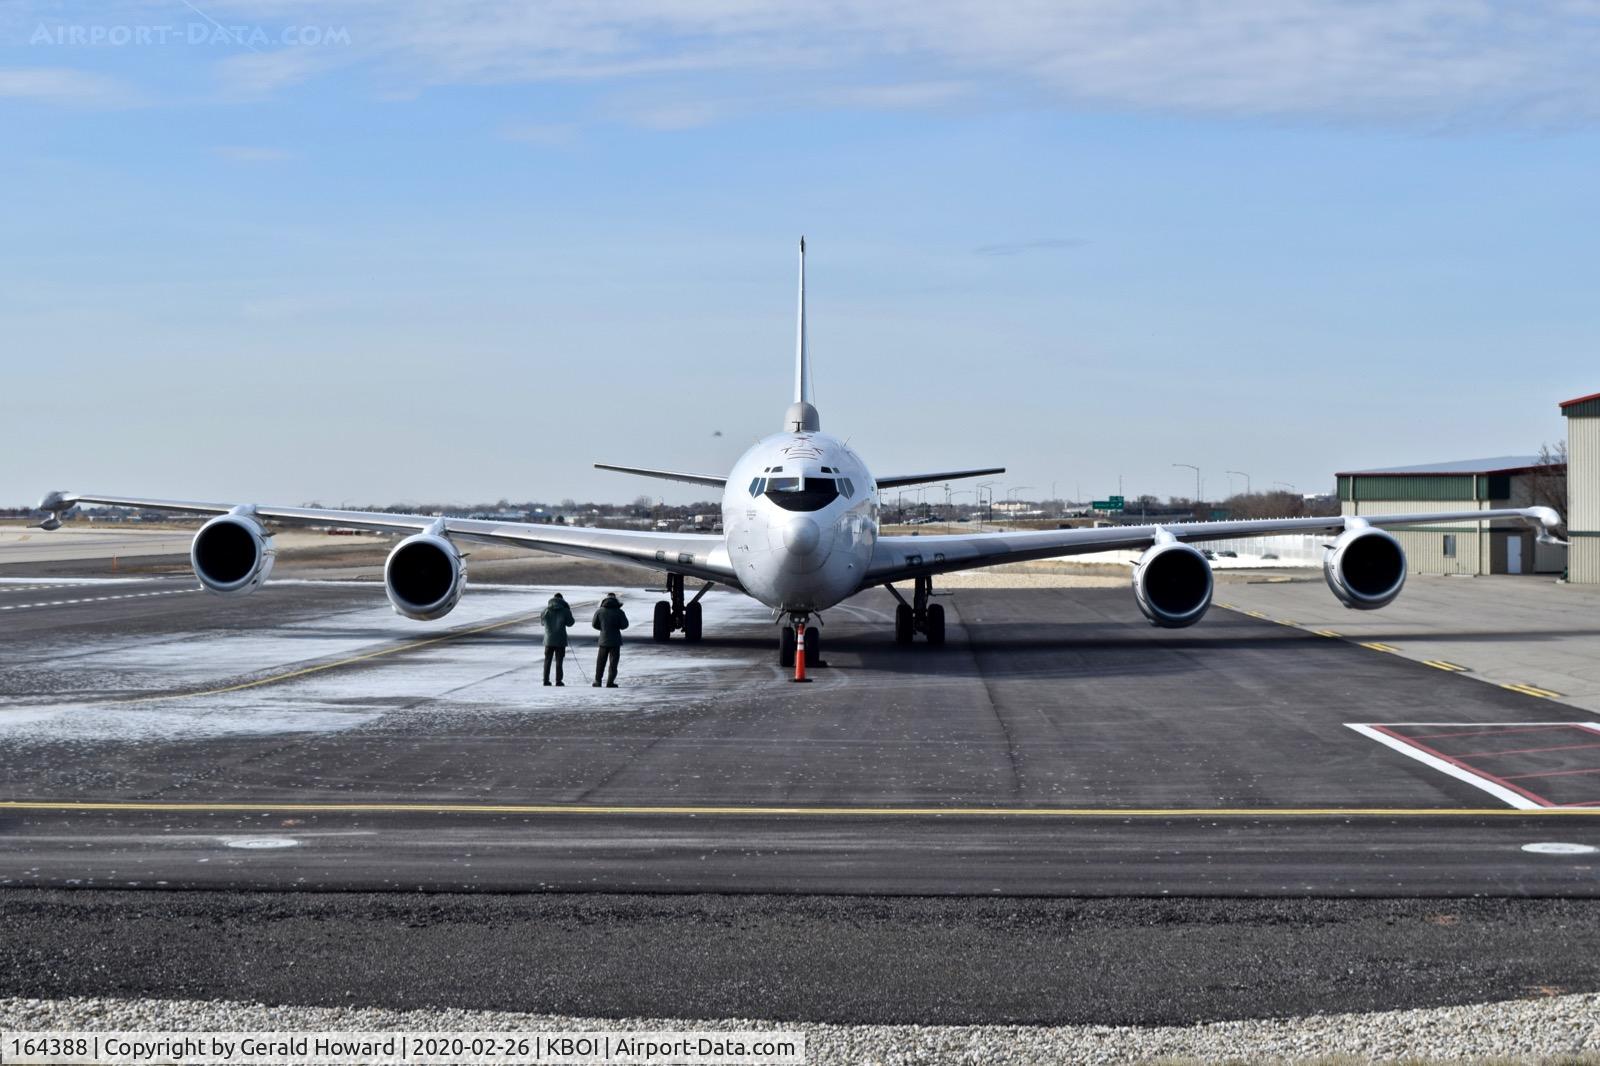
left=652, top=573, right=710, bottom=642
left=887, top=576, right=945, bottom=646
left=778, top=612, right=822, bottom=677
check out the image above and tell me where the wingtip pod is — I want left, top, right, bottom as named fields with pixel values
left=35, top=490, right=74, bottom=530
left=1527, top=505, right=1567, bottom=544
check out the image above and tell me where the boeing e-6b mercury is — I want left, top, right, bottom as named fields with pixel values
left=36, top=240, right=1565, bottom=674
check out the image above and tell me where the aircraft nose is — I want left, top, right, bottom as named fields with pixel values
left=783, top=517, right=821, bottom=554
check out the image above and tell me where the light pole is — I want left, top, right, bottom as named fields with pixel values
left=977, top=480, right=999, bottom=528
left=949, top=488, right=977, bottom=531
left=1273, top=481, right=1297, bottom=493
left=1173, top=463, right=1201, bottom=503
left=1226, top=470, right=1251, bottom=496
left=1006, top=486, right=1034, bottom=527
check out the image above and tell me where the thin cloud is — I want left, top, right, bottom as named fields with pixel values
left=16, top=1, right=1600, bottom=127
left=499, top=122, right=579, bottom=146
left=0, top=67, right=140, bottom=107
left=818, top=80, right=973, bottom=110
left=213, top=145, right=293, bottom=162
left=975, top=238, right=1087, bottom=257
left=213, top=47, right=333, bottom=98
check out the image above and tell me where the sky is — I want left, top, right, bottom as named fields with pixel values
left=4, top=1, right=1599, bottom=507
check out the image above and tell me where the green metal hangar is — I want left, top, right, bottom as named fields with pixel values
left=1562, top=390, right=1599, bottom=583
left=1336, top=457, right=1567, bottom=576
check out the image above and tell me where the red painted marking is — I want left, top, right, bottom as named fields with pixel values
left=1501, top=767, right=1600, bottom=782
left=1370, top=725, right=1557, bottom=808
left=1403, top=724, right=1576, bottom=741
left=1455, top=740, right=1600, bottom=758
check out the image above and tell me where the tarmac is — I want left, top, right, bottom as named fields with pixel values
left=3, top=532, right=1600, bottom=1023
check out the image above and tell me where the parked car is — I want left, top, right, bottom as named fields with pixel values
left=1217, top=550, right=1237, bottom=558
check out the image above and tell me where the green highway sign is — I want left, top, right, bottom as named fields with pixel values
left=1091, top=496, right=1125, bottom=511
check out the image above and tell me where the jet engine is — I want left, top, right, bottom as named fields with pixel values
left=384, top=532, right=466, bottom=620
left=1132, top=540, right=1213, bottom=628
left=1324, top=526, right=1406, bottom=610
left=191, top=512, right=275, bottom=595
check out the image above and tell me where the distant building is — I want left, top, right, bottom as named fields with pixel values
left=1561, top=390, right=1599, bottom=583
left=1336, top=456, right=1566, bottom=576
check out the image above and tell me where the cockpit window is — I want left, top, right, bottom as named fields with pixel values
left=764, top=475, right=840, bottom=512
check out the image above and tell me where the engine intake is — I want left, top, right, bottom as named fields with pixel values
left=1133, top=540, right=1213, bottom=628
left=385, top=533, right=465, bottom=620
left=191, top=513, right=275, bottom=595
left=1324, top=526, right=1406, bottom=609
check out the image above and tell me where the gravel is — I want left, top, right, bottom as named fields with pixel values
left=4, top=993, right=1598, bottom=1064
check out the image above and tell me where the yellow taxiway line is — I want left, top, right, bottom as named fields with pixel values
left=1502, top=682, right=1565, bottom=700
left=2, top=801, right=1598, bottom=817
left=1216, top=606, right=1570, bottom=701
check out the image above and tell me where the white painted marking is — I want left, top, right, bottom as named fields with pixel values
left=223, top=837, right=300, bottom=850
left=1522, top=842, right=1599, bottom=855
left=0, top=577, right=159, bottom=586
left=0, top=588, right=201, bottom=612
left=1345, top=724, right=1543, bottom=810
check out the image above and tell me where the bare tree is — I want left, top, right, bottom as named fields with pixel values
left=1531, top=441, right=1568, bottom=526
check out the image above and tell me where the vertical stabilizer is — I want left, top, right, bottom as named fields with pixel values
left=784, top=236, right=820, bottom=432
left=795, top=236, right=809, bottom=404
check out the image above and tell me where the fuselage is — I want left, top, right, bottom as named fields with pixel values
left=721, top=431, right=879, bottom=613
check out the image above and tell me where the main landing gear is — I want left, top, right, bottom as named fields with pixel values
left=652, top=573, right=710, bottom=642
left=887, top=576, right=945, bottom=646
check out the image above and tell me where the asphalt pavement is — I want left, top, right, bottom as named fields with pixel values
left=3, top=558, right=1600, bottom=1022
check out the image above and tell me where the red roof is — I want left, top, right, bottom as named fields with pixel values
left=1560, top=390, right=1600, bottom=409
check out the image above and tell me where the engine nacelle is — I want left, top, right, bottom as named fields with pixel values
left=384, top=533, right=465, bottom=620
left=191, top=513, right=275, bottom=595
left=1324, top=526, right=1407, bottom=610
left=1133, top=540, right=1213, bottom=628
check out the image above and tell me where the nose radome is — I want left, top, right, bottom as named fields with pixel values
left=783, top=517, right=821, bottom=554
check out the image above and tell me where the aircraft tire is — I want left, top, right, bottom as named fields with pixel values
left=805, top=626, right=820, bottom=666
left=926, top=603, right=946, bottom=646
left=653, top=600, right=672, bottom=642
left=894, top=604, right=914, bottom=645
left=684, top=600, right=703, bottom=642
left=779, top=625, right=796, bottom=667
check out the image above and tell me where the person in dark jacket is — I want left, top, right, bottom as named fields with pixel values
left=591, top=592, right=630, bottom=688
left=539, top=592, right=575, bottom=686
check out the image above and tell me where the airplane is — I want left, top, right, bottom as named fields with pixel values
left=36, top=239, right=1566, bottom=679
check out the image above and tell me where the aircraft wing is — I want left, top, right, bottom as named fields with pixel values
left=593, top=463, right=727, bottom=488
left=875, top=467, right=1005, bottom=490
left=862, top=507, right=1565, bottom=586
left=37, top=492, right=737, bottom=587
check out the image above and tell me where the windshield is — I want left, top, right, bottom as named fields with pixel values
left=762, top=475, right=840, bottom=512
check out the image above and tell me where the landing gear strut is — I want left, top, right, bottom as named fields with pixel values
left=652, top=573, right=710, bottom=642
left=779, top=611, right=822, bottom=680
left=887, top=576, right=945, bottom=646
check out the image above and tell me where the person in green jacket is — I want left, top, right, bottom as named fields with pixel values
left=539, top=592, right=576, bottom=686
left=591, top=592, right=630, bottom=688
